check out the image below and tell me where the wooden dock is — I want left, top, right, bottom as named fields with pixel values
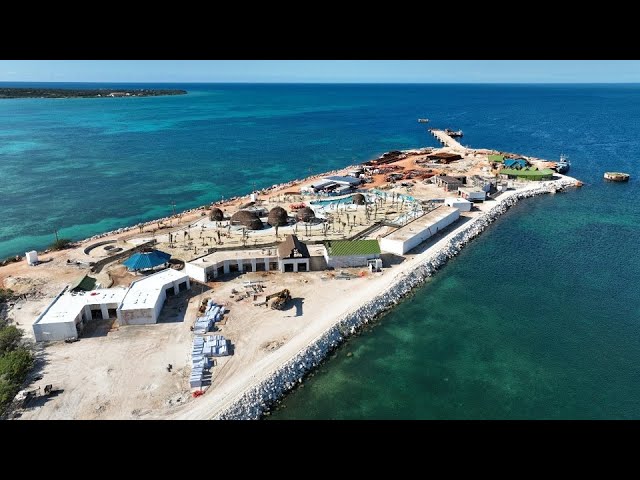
left=430, top=129, right=467, bottom=152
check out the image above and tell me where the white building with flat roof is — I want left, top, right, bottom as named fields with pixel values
left=379, top=206, right=460, bottom=256
left=33, top=268, right=191, bottom=342
left=185, top=248, right=279, bottom=282
left=117, top=268, right=190, bottom=325
left=32, top=287, right=128, bottom=342
left=445, top=197, right=472, bottom=212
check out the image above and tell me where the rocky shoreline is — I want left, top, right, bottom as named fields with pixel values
left=214, top=177, right=578, bottom=420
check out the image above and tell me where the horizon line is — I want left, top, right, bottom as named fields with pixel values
left=2, top=80, right=640, bottom=85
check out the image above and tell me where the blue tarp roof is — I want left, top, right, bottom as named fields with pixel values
left=123, top=249, right=171, bottom=270
left=503, top=159, right=528, bottom=168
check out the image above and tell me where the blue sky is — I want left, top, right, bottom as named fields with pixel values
left=1, top=60, right=640, bottom=83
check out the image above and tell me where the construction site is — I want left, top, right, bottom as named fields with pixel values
left=2, top=129, right=579, bottom=419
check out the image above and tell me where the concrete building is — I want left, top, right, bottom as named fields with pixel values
left=469, top=175, right=495, bottom=193
left=184, top=235, right=312, bottom=281
left=324, top=240, right=381, bottom=268
left=458, top=187, right=486, bottom=202
left=434, top=175, right=464, bottom=192
left=32, top=288, right=128, bottom=342
left=185, top=248, right=279, bottom=282
left=117, top=268, right=190, bottom=325
left=33, top=268, right=191, bottom=341
left=379, top=206, right=460, bottom=255
left=444, top=197, right=472, bottom=212
left=277, top=235, right=310, bottom=272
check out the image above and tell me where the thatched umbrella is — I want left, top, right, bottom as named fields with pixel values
left=230, top=210, right=263, bottom=230
left=352, top=193, right=366, bottom=205
left=296, top=206, right=316, bottom=222
left=268, top=206, right=289, bottom=227
left=209, top=207, right=224, bottom=221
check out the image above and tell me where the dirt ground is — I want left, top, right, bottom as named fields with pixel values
left=14, top=266, right=398, bottom=419
left=4, top=140, right=562, bottom=419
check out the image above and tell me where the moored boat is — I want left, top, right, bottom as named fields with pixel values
left=553, top=153, right=571, bottom=174
left=417, top=118, right=429, bottom=123
left=604, top=172, right=630, bottom=182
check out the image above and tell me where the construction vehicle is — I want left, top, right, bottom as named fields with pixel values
left=265, top=289, right=291, bottom=310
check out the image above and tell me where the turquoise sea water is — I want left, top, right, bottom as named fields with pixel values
left=2, top=83, right=639, bottom=418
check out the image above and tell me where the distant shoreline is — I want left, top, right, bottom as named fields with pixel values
left=0, top=88, right=187, bottom=99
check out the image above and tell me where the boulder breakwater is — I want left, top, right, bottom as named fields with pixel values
left=215, top=177, right=579, bottom=420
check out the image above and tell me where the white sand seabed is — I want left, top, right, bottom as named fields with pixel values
left=164, top=175, right=579, bottom=420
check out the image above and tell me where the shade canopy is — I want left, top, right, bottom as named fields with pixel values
left=268, top=206, right=289, bottom=227
left=123, top=249, right=171, bottom=270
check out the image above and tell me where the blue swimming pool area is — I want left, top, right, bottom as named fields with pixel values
left=309, top=194, right=357, bottom=207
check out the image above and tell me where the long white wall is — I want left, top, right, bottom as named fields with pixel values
left=185, top=262, right=207, bottom=282
left=380, top=208, right=460, bottom=256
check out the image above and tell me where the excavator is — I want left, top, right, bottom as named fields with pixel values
left=265, top=289, right=291, bottom=310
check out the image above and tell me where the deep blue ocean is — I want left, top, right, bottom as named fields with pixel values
left=1, top=83, right=639, bottom=418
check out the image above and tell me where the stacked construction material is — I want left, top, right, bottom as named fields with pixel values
left=190, top=336, right=206, bottom=388
left=190, top=331, right=231, bottom=389
left=193, top=300, right=224, bottom=334
left=203, top=334, right=230, bottom=357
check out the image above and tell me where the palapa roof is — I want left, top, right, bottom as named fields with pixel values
left=277, top=234, right=310, bottom=259
left=296, top=206, right=316, bottom=222
left=230, top=210, right=263, bottom=230
left=352, top=193, right=366, bottom=205
left=267, top=206, right=289, bottom=227
left=209, top=207, right=224, bottom=221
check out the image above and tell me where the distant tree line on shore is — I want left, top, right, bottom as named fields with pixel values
left=0, top=88, right=187, bottom=99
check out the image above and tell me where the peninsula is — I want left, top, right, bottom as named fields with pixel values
left=1, top=130, right=581, bottom=420
left=0, top=88, right=187, bottom=99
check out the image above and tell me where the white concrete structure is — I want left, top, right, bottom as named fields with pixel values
left=458, top=187, right=486, bottom=202
left=184, top=235, right=312, bottom=281
left=25, top=250, right=38, bottom=265
left=185, top=248, right=279, bottom=282
left=445, top=197, right=472, bottom=212
left=117, top=268, right=190, bottom=325
left=32, top=288, right=128, bottom=342
left=379, top=206, right=460, bottom=255
left=33, top=268, right=191, bottom=341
